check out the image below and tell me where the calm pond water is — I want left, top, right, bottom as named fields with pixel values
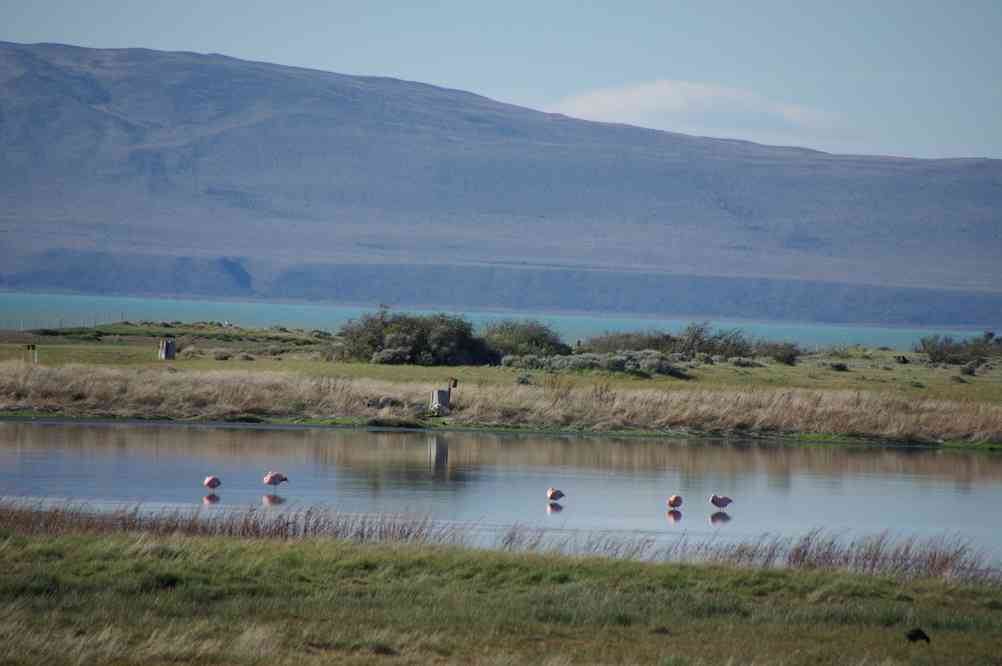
left=2, top=422, right=1001, bottom=559
left=0, top=291, right=989, bottom=349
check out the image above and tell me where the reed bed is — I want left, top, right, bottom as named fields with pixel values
left=2, top=360, right=1001, bottom=442
left=0, top=500, right=466, bottom=545
left=2, top=501, right=996, bottom=585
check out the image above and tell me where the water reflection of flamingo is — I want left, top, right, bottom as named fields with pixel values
left=709, top=494, right=733, bottom=509
left=202, top=494, right=220, bottom=505
left=667, top=495, right=683, bottom=509
left=710, top=511, right=731, bottom=525
left=666, top=510, right=682, bottom=524
left=546, top=487, right=565, bottom=502
left=263, top=471, right=289, bottom=488
left=262, top=494, right=286, bottom=506
left=203, top=475, right=221, bottom=491
left=546, top=502, right=564, bottom=514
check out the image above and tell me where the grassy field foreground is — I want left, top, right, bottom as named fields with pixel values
left=2, top=513, right=1001, bottom=665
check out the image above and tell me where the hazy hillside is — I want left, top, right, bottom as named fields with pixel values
left=2, top=41, right=1001, bottom=324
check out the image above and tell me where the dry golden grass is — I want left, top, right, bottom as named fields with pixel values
left=2, top=360, right=1001, bottom=443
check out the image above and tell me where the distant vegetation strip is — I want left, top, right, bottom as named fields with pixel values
left=1, top=502, right=1000, bottom=664
left=29, top=314, right=1001, bottom=372
left=2, top=361, right=1000, bottom=444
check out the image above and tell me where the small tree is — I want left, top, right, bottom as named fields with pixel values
left=481, top=319, right=571, bottom=358
left=337, top=309, right=494, bottom=366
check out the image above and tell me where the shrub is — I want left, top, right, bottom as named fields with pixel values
left=580, top=322, right=754, bottom=358
left=756, top=341, right=802, bottom=365
left=338, top=309, right=495, bottom=366
left=502, top=350, right=688, bottom=378
left=371, top=348, right=411, bottom=365
left=915, top=333, right=999, bottom=365
left=581, top=331, right=677, bottom=354
left=481, top=319, right=571, bottom=357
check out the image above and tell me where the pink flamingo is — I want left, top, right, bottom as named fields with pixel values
left=667, top=495, right=683, bottom=509
left=203, top=475, right=221, bottom=491
left=263, top=471, right=289, bottom=488
left=546, top=487, right=565, bottom=502
left=709, top=494, right=733, bottom=509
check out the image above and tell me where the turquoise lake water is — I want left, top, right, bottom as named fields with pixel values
left=0, top=291, right=989, bottom=350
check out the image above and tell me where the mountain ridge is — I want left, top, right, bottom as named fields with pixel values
left=2, top=40, right=1001, bottom=325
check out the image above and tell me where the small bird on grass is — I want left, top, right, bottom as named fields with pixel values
left=905, top=627, right=931, bottom=643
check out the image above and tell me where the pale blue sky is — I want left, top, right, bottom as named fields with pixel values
left=2, top=0, right=1000, bottom=157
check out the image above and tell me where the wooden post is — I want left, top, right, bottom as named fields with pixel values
left=429, top=378, right=459, bottom=415
left=430, top=389, right=451, bottom=415
left=158, top=337, right=176, bottom=360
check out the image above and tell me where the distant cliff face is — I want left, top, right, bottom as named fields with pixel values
left=1, top=41, right=1001, bottom=324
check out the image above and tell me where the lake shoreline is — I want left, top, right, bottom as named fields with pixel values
left=1, top=407, right=998, bottom=452
left=2, top=317, right=1001, bottom=449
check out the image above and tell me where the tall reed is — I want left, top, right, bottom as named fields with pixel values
left=1, top=501, right=996, bottom=585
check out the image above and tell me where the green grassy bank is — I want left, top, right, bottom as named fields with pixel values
left=2, top=526, right=1001, bottom=665
left=2, top=321, right=1001, bottom=446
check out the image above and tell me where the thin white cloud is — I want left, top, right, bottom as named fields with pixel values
left=547, top=79, right=851, bottom=150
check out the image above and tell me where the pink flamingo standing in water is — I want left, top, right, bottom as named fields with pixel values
left=709, top=494, right=733, bottom=509
left=263, top=471, right=289, bottom=489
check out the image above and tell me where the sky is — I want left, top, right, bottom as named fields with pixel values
left=2, top=0, right=1001, bottom=158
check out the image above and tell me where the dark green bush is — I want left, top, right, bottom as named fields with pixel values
left=581, top=322, right=754, bottom=358
left=481, top=319, right=571, bottom=357
left=755, top=341, right=802, bottom=365
left=915, top=333, right=1000, bottom=365
left=579, top=331, right=676, bottom=354
left=338, top=309, right=495, bottom=366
